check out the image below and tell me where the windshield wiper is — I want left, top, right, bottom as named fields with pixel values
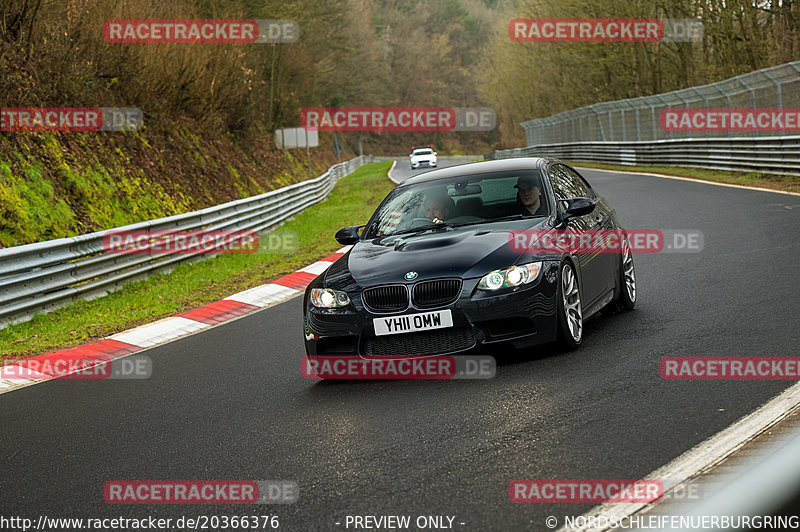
left=486, top=214, right=525, bottom=222
left=445, top=214, right=541, bottom=229
left=484, top=214, right=543, bottom=223
left=387, top=222, right=453, bottom=237
left=383, top=213, right=544, bottom=237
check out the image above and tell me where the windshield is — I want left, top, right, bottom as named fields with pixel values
left=412, top=149, right=433, bottom=155
left=363, top=169, right=548, bottom=238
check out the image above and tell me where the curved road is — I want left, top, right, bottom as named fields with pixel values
left=390, top=156, right=477, bottom=183
left=1, top=164, right=798, bottom=530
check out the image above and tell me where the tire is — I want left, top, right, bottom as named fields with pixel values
left=615, top=234, right=636, bottom=311
left=556, top=260, right=583, bottom=350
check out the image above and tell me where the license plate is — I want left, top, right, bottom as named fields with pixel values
left=373, top=310, right=453, bottom=336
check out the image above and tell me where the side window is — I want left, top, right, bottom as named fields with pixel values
left=547, top=165, right=573, bottom=213
left=549, top=164, right=592, bottom=201
left=371, top=190, right=423, bottom=235
left=559, top=165, right=596, bottom=198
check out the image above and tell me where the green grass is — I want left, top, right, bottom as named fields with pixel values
left=0, top=156, right=76, bottom=246
left=568, top=161, right=800, bottom=194
left=0, top=162, right=394, bottom=358
left=0, top=134, right=194, bottom=247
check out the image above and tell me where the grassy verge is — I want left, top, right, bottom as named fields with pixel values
left=569, top=161, right=800, bottom=194
left=1, top=162, right=394, bottom=358
left=0, top=129, right=341, bottom=247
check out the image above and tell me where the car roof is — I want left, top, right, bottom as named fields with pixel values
left=401, top=157, right=558, bottom=185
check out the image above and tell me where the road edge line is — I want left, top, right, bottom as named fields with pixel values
left=387, top=159, right=399, bottom=184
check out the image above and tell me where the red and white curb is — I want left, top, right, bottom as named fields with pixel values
left=0, top=246, right=352, bottom=395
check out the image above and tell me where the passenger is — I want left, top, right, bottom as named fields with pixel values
left=514, top=175, right=547, bottom=216
left=424, top=194, right=455, bottom=223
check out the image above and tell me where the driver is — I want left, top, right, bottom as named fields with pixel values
left=514, top=175, right=547, bottom=216
left=424, top=193, right=455, bottom=224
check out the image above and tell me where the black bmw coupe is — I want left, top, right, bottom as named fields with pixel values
left=303, top=157, right=636, bottom=362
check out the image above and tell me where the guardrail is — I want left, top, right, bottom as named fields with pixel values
left=486, top=135, right=800, bottom=176
left=0, top=155, right=373, bottom=330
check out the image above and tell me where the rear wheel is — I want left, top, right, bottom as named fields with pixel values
left=556, top=261, right=583, bottom=350
left=616, top=235, right=636, bottom=311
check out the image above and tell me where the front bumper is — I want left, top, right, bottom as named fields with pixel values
left=303, top=262, right=560, bottom=360
left=410, top=159, right=437, bottom=168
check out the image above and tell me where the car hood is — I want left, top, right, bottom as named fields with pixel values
left=332, top=219, right=551, bottom=287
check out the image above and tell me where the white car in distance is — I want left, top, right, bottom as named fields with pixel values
left=409, top=146, right=437, bottom=169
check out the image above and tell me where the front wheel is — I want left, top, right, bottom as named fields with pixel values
left=556, top=261, right=583, bottom=350
left=615, top=235, right=636, bottom=311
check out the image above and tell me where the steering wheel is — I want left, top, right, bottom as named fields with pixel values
left=396, top=217, right=440, bottom=231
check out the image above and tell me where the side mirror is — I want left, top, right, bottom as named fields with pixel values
left=335, top=225, right=364, bottom=245
left=560, top=197, right=596, bottom=222
left=433, top=152, right=438, bottom=156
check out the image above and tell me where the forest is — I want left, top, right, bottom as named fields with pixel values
left=2, top=0, right=797, bottom=147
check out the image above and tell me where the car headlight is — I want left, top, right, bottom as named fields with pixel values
left=310, top=288, right=351, bottom=308
left=477, top=262, right=542, bottom=290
